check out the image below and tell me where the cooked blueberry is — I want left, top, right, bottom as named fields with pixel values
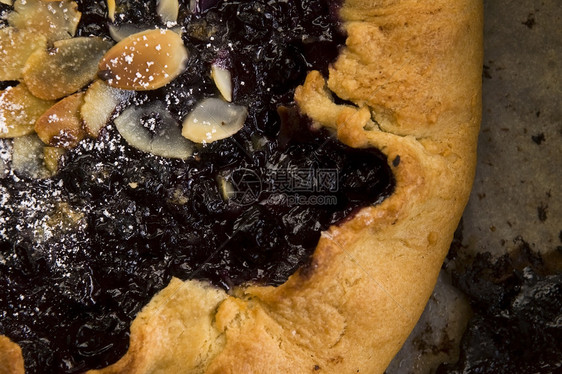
left=0, top=1, right=395, bottom=374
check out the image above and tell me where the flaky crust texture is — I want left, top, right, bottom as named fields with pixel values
left=2, top=0, right=483, bottom=373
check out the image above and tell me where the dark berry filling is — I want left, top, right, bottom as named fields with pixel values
left=0, top=0, right=394, bottom=373
left=0, top=4, right=10, bottom=28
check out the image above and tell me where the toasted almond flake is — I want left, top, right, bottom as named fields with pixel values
left=22, top=37, right=112, bottom=100
left=8, top=0, right=81, bottom=42
left=35, top=92, right=86, bottom=148
left=0, top=0, right=12, bottom=6
left=81, top=80, right=134, bottom=137
left=115, top=102, right=193, bottom=159
left=11, top=133, right=50, bottom=179
left=211, top=64, right=232, bottom=102
left=0, top=84, right=55, bottom=138
left=0, top=27, right=47, bottom=81
left=43, top=146, right=66, bottom=174
left=45, top=202, right=85, bottom=234
left=109, top=23, right=155, bottom=42
left=217, top=175, right=234, bottom=201
left=106, top=0, right=116, bottom=21
left=99, top=29, right=188, bottom=91
left=157, top=0, right=179, bottom=24
left=182, top=97, right=247, bottom=144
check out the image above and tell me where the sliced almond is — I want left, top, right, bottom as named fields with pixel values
left=8, top=0, right=81, bottom=42
left=181, top=97, right=247, bottom=144
left=82, top=80, right=134, bottom=137
left=157, top=0, right=179, bottom=24
left=0, top=27, right=47, bottom=81
left=107, top=0, right=116, bottom=22
left=0, top=1, right=13, bottom=6
left=0, top=84, right=55, bottom=138
left=44, top=202, right=85, bottom=234
left=211, top=64, right=232, bottom=102
left=11, top=133, right=50, bottom=179
left=99, top=29, right=188, bottom=91
left=109, top=23, right=153, bottom=42
left=115, top=102, right=193, bottom=159
left=35, top=92, right=86, bottom=148
left=44, top=146, right=66, bottom=174
left=217, top=174, right=234, bottom=201
left=22, top=37, right=112, bottom=100
left=109, top=24, right=183, bottom=43
left=251, top=135, right=268, bottom=151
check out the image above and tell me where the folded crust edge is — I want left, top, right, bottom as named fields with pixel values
left=1, top=0, right=483, bottom=373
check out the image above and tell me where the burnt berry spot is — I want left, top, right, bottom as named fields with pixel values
left=441, top=244, right=562, bottom=373
left=531, top=133, right=545, bottom=145
left=483, top=64, right=492, bottom=79
left=537, top=202, right=548, bottom=222
left=522, top=13, right=536, bottom=29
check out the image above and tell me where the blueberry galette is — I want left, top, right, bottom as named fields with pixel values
left=0, top=0, right=482, bottom=373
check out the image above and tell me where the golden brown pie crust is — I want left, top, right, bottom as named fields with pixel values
left=1, top=0, right=483, bottom=372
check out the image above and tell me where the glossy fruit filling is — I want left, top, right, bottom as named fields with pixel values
left=0, top=0, right=395, bottom=372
